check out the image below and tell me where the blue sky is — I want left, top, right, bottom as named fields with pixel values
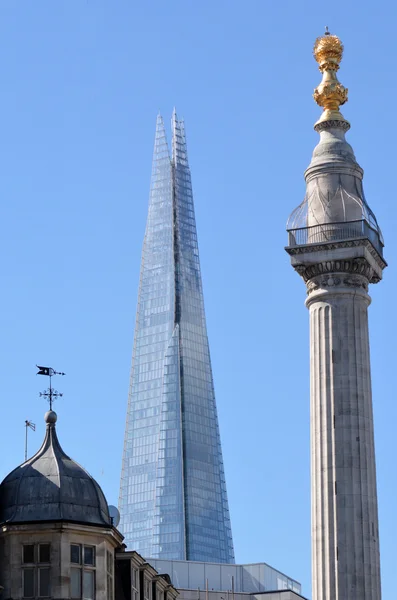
left=0, top=1, right=396, bottom=597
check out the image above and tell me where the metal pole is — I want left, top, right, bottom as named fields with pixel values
left=24, top=420, right=36, bottom=462
left=25, top=421, right=28, bottom=461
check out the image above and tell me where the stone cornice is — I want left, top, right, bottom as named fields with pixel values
left=286, top=237, right=387, bottom=273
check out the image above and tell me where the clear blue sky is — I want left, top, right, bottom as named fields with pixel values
left=0, top=2, right=396, bottom=598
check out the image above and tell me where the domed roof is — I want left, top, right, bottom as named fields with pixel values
left=0, top=411, right=111, bottom=527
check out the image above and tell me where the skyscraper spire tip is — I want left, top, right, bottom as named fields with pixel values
left=172, top=107, right=179, bottom=125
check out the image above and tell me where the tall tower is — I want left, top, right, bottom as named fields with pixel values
left=286, top=32, right=385, bottom=599
left=119, top=111, right=235, bottom=564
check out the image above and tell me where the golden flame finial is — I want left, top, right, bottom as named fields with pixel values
left=313, top=29, right=350, bottom=131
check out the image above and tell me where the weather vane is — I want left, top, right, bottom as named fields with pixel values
left=36, top=365, right=65, bottom=411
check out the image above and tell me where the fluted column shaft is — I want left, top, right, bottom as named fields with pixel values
left=306, top=274, right=381, bottom=600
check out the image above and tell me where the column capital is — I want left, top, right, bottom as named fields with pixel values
left=305, top=272, right=371, bottom=307
left=293, top=256, right=373, bottom=285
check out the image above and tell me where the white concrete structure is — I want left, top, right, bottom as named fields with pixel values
left=286, top=32, right=386, bottom=600
left=177, top=590, right=305, bottom=600
left=147, top=559, right=301, bottom=595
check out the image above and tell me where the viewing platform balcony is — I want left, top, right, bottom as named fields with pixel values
left=287, top=219, right=384, bottom=258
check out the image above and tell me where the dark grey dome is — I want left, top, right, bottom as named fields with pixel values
left=0, top=411, right=111, bottom=527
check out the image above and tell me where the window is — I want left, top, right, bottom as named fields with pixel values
left=144, top=578, right=151, bottom=600
left=71, top=568, right=81, bottom=598
left=23, top=545, right=35, bottom=564
left=131, top=567, right=139, bottom=600
left=83, top=571, right=95, bottom=599
left=22, top=544, right=51, bottom=598
left=39, top=569, right=50, bottom=597
left=106, top=550, right=114, bottom=600
left=70, top=544, right=96, bottom=600
left=23, top=569, right=35, bottom=598
left=84, top=547, right=95, bottom=566
left=71, top=545, right=81, bottom=565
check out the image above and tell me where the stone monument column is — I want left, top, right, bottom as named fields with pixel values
left=286, top=31, right=386, bottom=600
left=305, top=265, right=381, bottom=600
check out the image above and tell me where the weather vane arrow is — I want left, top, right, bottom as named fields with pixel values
left=37, top=366, right=65, bottom=377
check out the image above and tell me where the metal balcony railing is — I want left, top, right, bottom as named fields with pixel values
left=287, top=219, right=384, bottom=257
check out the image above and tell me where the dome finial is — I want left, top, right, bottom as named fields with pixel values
left=44, top=410, right=57, bottom=424
left=312, top=30, right=350, bottom=131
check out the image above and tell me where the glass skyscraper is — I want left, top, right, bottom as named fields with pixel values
left=119, top=111, right=235, bottom=564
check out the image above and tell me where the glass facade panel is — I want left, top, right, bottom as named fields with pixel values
left=187, top=562, right=205, bottom=589
left=119, top=112, right=234, bottom=563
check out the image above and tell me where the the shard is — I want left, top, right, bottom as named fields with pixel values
left=119, top=111, right=235, bottom=563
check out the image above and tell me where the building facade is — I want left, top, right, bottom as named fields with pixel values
left=286, top=32, right=385, bottom=600
left=0, top=410, right=179, bottom=600
left=0, top=410, right=124, bottom=600
left=119, top=112, right=234, bottom=564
